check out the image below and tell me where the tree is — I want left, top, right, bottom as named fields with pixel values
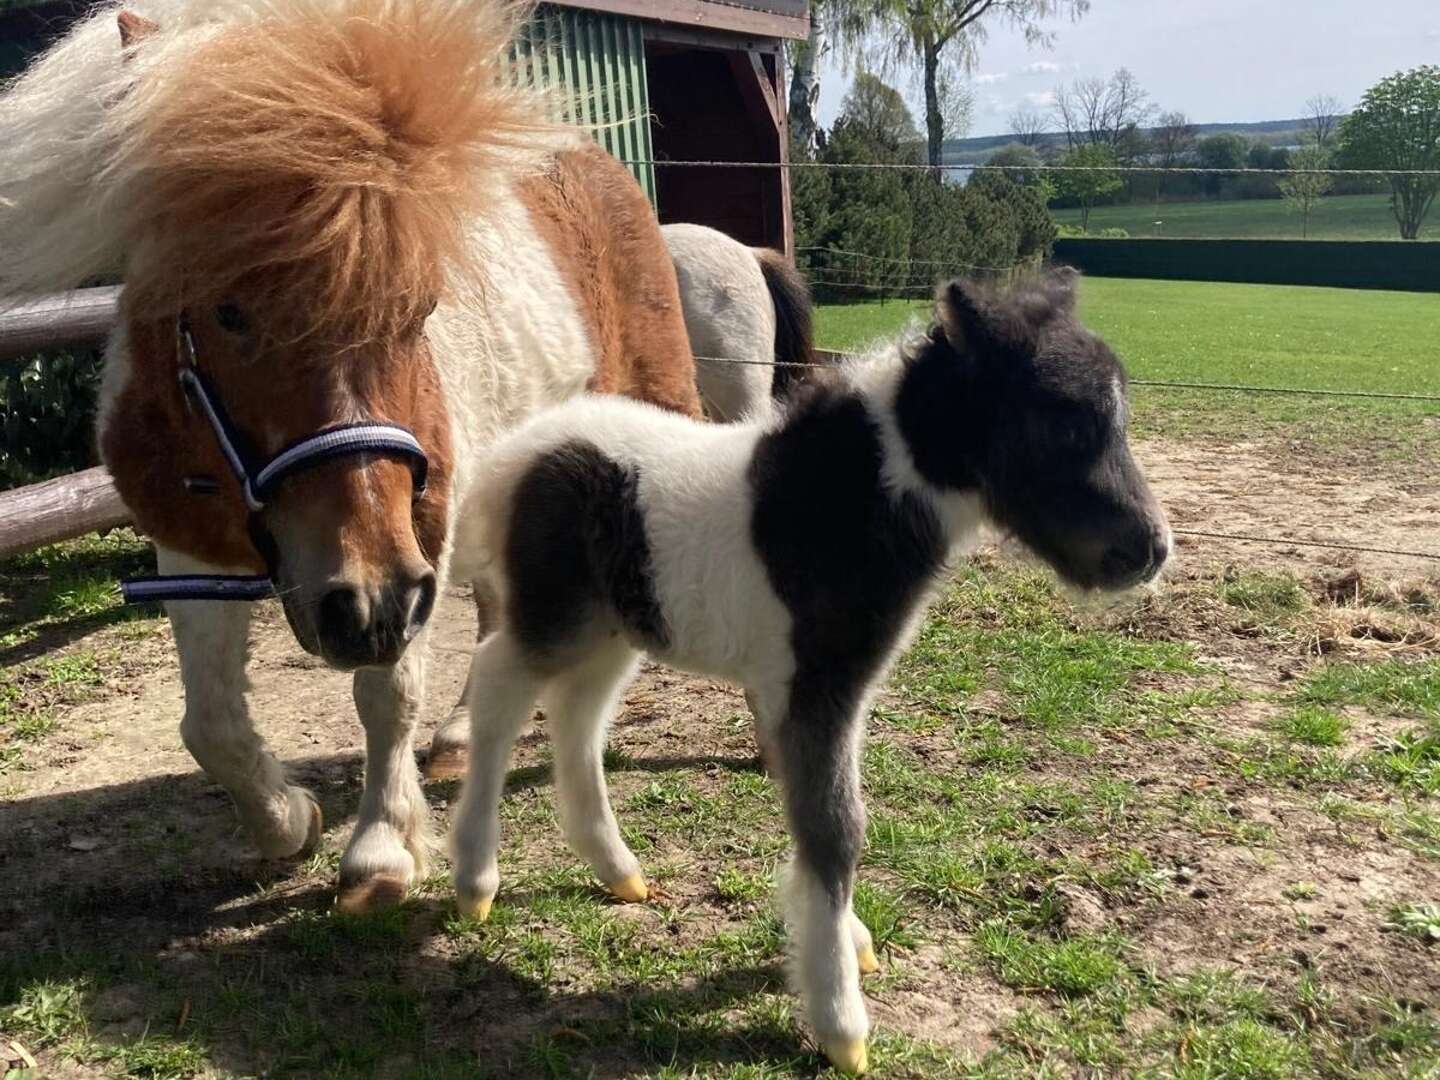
left=1304, top=93, right=1344, bottom=150
left=1196, top=132, right=1247, bottom=196
left=1339, top=66, right=1440, bottom=239
left=1278, top=144, right=1333, bottom=239
left=983, top=141, right=1053, bottom=200
left=1056, top=142, right=1121, bottom=232
left=1007, top=106, right=1050, bottom=147
left=1052, top=68, right=1153, bottom=160
left=837, top=0, right=1090, bottom=168
left=1151, top=109, right=1196, bottom=199
left=841, top=71, right=924, bottom=152
left=787, top=5, right=828, bottom=156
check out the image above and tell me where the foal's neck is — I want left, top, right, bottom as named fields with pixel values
left=838, top=330, right=987, bottom=551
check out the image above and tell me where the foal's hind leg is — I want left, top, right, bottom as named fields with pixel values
left=425, top=578, right=499, bottom=780
left=161, top=547, right=321, bottom=860
left=547, top=638, right=647, bottom=902
left=449, top=631, right=546, bottom=920
left=772, top=689, right=870, bottom=1074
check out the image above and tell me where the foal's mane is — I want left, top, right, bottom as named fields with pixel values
left=0, top=0, right=566, bottom=339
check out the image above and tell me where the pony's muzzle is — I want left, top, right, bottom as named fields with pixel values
left=1100, top=523, right=1171, bottom=587
left=315, top=570, right=437, bottom=668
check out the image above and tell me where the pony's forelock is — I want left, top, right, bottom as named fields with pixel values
left=0, top=0, right=570, bottom=340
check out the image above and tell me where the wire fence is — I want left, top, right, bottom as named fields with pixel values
left=641, top=158, right=1440, bottom=178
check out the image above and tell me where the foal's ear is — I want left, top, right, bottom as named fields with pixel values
left=935, top=279, right=992, bottom=354
left=117, top=10, right=160, bottom=50
left=1045, top=266, right=1080, bottom=314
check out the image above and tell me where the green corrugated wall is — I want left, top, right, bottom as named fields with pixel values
left=507, top=7, right=656, bottom=204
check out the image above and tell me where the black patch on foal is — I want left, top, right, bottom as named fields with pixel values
left=506, top=440, right=667, bottom=657
left=749, top=384, right=946, bottom=900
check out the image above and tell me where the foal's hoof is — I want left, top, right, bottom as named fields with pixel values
left=423, top=743, right=468, bottom=781
left=822, top=1039, right=868, bottom=1075
left=334, top=874, right=409, bottom=915
left=857, top=944, right=880, bottom=975
left=606, top=874, right=649, bottom=904
left=455, top=892, right=495, bottom=922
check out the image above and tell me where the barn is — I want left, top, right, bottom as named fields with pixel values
left=0, top=0, right=805, bottom=252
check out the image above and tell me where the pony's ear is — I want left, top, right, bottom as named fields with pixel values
left=117, top=10, right=159, bottom=50
left=935, top=279, right=992, bottom=354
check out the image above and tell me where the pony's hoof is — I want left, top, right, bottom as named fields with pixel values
left=455, top=892, right=494, bottom=922
left=606, top=874, right=648, bottom=903
left=857, top=944, right=880, bottom=975
left=822, top=1039, right=868, bottom=1074
left=424, top=744, right=468, bottom=781
left=334, top=874, right=409, bottom=915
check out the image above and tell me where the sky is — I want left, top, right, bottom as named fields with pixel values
left=815, top=0, right=1440, bottom=139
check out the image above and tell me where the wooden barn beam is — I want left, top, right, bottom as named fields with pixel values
left=0, top=466, right=130, bottom=559
left=0, top=286, right=120, bottom=364
left=561, top=0, right=808, bottom=41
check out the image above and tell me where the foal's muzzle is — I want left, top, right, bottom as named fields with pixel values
left=308, top=571, right=438, bottom=669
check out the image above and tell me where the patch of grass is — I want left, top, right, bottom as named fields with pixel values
left=1369, top=723, right=1440, bottom=796
left=852, top=880, right=918, bottom=955
left=1385, top=902, right=1440, bottom=944
left=1296, top=660, right=1440, bottom=718
left=1217, top=571, right=1310, bottom=618
left=974, top=923, right=1128, bottom=997
left=105, top=1036, right=207, bottom=1079
left=1272, top=705, right=1349, bottom=747
left=1052, top=193, right=1414, bottom=242
left=714, top=867, right=770, bottom=905
left=1168, top=1017, right=1306, bottom=1080
left=2, top=976, right=90, bottom=1045
left=0, top=528, right=157, bottom=649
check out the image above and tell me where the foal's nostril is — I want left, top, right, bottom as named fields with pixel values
left=1102, top=525, right=1168, bottom=585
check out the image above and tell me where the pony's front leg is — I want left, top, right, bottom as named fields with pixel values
left=336, top=641, right=431, bottom=913
left=773, top=689, right=870, bottom=1075
left=424, top=577, right=498, bottom=780
left=161, top=547, right=321, bottom=859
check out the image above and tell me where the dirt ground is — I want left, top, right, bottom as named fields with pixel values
left=2, top=435, right=1437, bottom=1077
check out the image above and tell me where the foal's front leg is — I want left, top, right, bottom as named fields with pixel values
left=772, top=688, right=871, bottom=1075
left=160, top=546, right=321, bottom=859
left=337, top=640, right=432, bottom=913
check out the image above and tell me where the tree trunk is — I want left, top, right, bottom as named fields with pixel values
left=787, top=4, right=824, bottom=156
left=1080, top=201, right=1091, bottom=233
left=922, top=39, right=944, bottom=169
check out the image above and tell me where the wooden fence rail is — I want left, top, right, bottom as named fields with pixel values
left=0, top=286, right=120, bottom=364
left=1, top=287, right=129, bottom=559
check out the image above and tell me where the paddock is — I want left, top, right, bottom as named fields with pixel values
left=3, top=277, right=1438, bottom=1076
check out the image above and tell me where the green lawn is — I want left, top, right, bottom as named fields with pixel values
left=1050, top=193, right=1429, bottom=241
left=815, top=278, right=1440, bottom=457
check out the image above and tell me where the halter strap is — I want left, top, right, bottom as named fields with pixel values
left=120, top=314, right=430, bottom=604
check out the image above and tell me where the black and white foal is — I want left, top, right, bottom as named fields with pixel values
left=450, top=273, right=1170, bottom=1074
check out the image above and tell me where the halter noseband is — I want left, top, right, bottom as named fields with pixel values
left=121, top=315, right=430, bottom=604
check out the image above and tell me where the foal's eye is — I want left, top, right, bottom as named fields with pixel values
left=215, top=303, right=249, bottom=335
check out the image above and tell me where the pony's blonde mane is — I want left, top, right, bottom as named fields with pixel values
left=0, top=0, right=568, bottom=338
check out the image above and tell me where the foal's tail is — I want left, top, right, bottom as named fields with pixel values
left=754, top=249, right=818, bottom=400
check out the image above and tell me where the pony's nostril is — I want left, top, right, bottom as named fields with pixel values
left=318, top=586, right=367, bottom=653
left=403, top=571, right=438, bottom=642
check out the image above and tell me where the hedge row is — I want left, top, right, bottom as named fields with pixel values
left=1053, top=238, right=1440, bottom=293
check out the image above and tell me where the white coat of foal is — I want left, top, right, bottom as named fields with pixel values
left=450, top=274, right=1172, bottom=1074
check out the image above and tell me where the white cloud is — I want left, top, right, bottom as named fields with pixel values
left=975, top=72, right=1010, bottom=85
left=1024, top=90, right=1058, bottom=109
left=1021, top=60, right=1063, bottom=76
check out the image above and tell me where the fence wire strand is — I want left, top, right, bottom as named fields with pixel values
left=640, top=158, right=1440, bottom=178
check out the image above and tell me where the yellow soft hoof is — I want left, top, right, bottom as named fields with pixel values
left=455, top=893, right=494, bottom=922
left=607, top=874, right=649, bottom=903
left=857, top=944, right=880, bottom=975
left=822, top=1039, right=868, bottom=1075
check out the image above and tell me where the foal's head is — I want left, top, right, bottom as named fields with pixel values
left=898, top=271, right=1170, bottom=590
left=91, top=0, right=554, bottom=667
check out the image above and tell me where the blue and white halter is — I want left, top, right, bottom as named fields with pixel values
left=121, top=315, right=430, bottom=604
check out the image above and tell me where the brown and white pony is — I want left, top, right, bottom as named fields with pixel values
left=0, top=0, right=798, bottom=912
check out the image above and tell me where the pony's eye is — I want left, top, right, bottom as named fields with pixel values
left=215, top=303, right=249, bottom=335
